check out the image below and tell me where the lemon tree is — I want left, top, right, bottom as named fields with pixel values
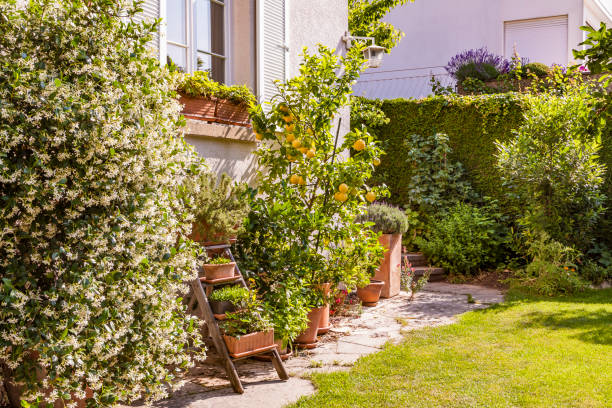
left=239, top=45, right=387, bottom=343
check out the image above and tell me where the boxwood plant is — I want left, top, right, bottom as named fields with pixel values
left=0, top=1, right=206, bottom=406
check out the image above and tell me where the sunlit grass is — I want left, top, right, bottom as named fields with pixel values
left=291, top=289, right=612, bottom=407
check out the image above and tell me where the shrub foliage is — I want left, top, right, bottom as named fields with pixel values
left=0, top=1, right=205, bottom=406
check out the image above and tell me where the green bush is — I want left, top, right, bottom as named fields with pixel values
left=455, top=62, right=500, bottom=83
left=510, top=233, right=589, bottom=296
left=208, top=286, right=250, bottom=305
left=414, top=203, right=507, bottom=276
left=0, top=1, right=205, bottom=406
left=522, top=62, right=550, bottom=78
left=356, top=203, right=409, bottom=234
left=496, top=85, right=606, bottom=251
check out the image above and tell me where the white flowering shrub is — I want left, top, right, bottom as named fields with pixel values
left=0, top=0, right=206, bottom=406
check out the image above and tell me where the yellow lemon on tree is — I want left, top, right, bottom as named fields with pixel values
left=289, top=174, right=300, bottom=184
left=373, top=158, right=381, bottom=166
left=365, top=191, right=376, bottom=203
left=306, top=149, right=316, bottom=159
left=353, top=139, right=366, bottom=151
left=336, top=192, right=348, bottom=202
left=279, top=103, right=289, bottom=113
left=286, top=133, right=295, bottom=143
left=306, top=128, right=313, bottom=135
left=285, top=123, right=295, bottom=132
left=287, top=154, right=296, bottom=162
left=292, top=139, right=301, bottom=148
left=299, top=147, right=309, bottom=154
left=299, top=176, right=306, bottom=185
left=255, top=132, right=263, bottom=141
left=338, top=183, right=349, bottom=193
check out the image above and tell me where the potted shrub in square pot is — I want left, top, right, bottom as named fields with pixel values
left=202, top=256, right=236, bottom=281
left=220, top=302, right=274, bottom=358
left=208, top=285, right=250, bottom=317
left=356, top=204, right=409, bottom=298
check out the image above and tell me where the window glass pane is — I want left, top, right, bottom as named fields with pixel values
left=167, top=0, right=186, bottom=44
left=211, top=55, right=225, bottom=83
left=195, top=52, right=211, bottom=75
left=211, top=1, right=224, bottom=55
left=195, top=0, right=211, bottom=53
left=167, top=44, right=187, bottom=72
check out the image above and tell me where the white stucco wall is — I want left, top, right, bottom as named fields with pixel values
left=354, top=0, right=612, bottom=100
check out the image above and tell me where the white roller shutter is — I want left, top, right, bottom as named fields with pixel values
left=260, top=0, right=287, bottom=106
left=504, top=15, right=568, bottom=66
left=134, top=0, right=161, bottom=60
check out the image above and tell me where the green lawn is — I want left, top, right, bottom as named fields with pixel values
left=291, top=289, right=612, bottom=408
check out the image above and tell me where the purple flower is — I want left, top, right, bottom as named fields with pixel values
left=445, top=47, right=512, bottom=80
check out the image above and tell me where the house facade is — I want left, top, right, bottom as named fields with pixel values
left=139, top=0, right=349, bottom=183
left=354, top=0, right=612, bottom=100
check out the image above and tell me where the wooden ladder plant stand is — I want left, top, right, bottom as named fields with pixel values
left=188, top=243, right=289, bottom=394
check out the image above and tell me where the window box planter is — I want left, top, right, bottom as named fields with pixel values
left=202, top=262, right=236, bottom=281
left=179, top=94, right=250, bottom=127
left=209, top=300, right=237, bottom=316
left=357, top=279, right=384, bottom=307
left=222, top=329, right=275, bottom=358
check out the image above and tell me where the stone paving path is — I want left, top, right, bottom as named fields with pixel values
left=124, top=282, right=503, bottom=408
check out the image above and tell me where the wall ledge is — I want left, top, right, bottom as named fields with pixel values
left=184, top=119, right=257, bottom=143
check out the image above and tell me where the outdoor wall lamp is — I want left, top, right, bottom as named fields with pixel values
left=342, top=31, right=385, bottom=68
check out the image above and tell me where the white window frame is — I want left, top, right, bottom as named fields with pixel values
left=161, top=0, right=231, bottom=83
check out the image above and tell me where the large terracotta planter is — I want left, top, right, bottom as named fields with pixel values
left=374, top=233, right=402, bottom=298
left=295, top=306, right=325, bottom=349
left=357, top=279, right=384, bottom=306
left=317, top=283, right=332, bottom=335
left=223, top=329, right=275, bottom=358
left=2, top=353, right=93, bottom=408
left=202, top=262, right=236, bottom=280
left=179, top=94, right=250, bottom=126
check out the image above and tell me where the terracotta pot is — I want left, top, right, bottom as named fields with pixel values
left=374, top=233, right=402, bottom=298
left=316, top=283, right=332, bottom=335
left=179, top=94, right=250, bottom=126
left=295, top=306, right=325, bottom=348
left=209, top=300, right=236, bottom=315
left=2, top=353, right=93, bottom=408
left=223, top=329, right=274, bottom=358
left=202, top=262, right=236, bottom=280
left=357, top=279, right=384, bottom=307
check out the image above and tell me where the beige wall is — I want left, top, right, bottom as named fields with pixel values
left=186, top=0, right=350, bottom=182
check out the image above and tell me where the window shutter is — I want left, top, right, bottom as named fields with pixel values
left=504, top=15, right=568, bottom=65
left=261, top=0, right=286, bottom=105
left=134, top=0, right=161, bottom=59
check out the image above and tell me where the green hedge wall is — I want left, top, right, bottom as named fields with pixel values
left=364, top=94, right=612, bottom=243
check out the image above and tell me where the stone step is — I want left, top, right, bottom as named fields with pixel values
left=403, top=252, right=428, bottom=267
left=412, top=267, right=446, bottom=282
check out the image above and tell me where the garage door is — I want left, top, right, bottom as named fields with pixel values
left=504, top=15, right=568, bottom=66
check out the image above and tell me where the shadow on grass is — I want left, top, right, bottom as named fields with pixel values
left=520, top=309, right=612, bottom=345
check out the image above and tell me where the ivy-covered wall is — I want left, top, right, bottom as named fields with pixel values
left=365, top=94, right=612, bottom=241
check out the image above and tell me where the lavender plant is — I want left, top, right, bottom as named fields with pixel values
left=445, top=47, right=512, bottom=83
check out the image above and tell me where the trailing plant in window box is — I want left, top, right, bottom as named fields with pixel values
left=238, top=45, right=387, bottom=344
left=0, top=1, right=205, bottom=406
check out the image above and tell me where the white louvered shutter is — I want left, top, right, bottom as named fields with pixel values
left=504, top=16, right=569, bottom=66
left=134, top=0, right=161, bottom=60
left=261, top=0, right=287, bottom=106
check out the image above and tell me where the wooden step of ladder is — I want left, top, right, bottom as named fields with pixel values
left=188, top=243, right=288, bottom=394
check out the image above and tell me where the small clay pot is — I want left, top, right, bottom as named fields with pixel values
left=295, top=306, right=325, bottom=349
left=201, top=262, right=236, bottom=280
left=316, top=283, right=332, bottom=335
left=208, top=300, right=236, bottom=315
left=357, top=279, right=384, bottom=306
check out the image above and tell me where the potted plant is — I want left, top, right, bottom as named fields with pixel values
left=294, top=289, right=326, bottom=349
left=186, top=172, right=250, bottom=246
left=356, top=278, right=385, bottom=306
left=202, top=256, right=236, bottom=281
left=208, top=285, right=249, bottom=317
left=178, top=71, right=256, bottom=126
left=316, top=282, right=332, bottom=334
left=356, top=203, right=409, bottom=298
left=220, top=300, right=275, bottom=358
